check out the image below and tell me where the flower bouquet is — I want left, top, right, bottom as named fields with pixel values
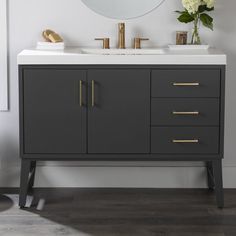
left=176, top=0, right=215, bottom=45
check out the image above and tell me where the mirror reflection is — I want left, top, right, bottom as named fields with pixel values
left=82, top=0, right=165, bottom=19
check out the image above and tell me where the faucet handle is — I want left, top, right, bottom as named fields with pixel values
left=95, top=38, right=110, bottom=49
left=134, top=38, right=149, bottom=49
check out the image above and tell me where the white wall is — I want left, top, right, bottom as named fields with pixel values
left=0, top=0, right=236, bottom=188
left=0, top=0, right=8, bottom=111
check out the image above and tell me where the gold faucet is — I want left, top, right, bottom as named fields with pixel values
left=118, top=23, right=125, bottom=49
left=134, top=38, right=149, bottom=49
left=95, top=38, right=110, bottom=49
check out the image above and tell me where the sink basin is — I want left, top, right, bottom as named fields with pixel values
left=80, top=48, right=166, bottom=55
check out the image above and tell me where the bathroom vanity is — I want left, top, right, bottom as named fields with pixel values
left=18, top=48, right=226, bottom=208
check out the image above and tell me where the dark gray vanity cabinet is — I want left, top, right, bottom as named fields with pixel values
left=87, top=69, right=150, bottom=154
left=19, top=65, right=225, bottom=208
left=22, top=68, right=150, bottom=155
left=23, top=69, right=87, bottom=154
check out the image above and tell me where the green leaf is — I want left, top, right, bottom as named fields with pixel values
left=175, top=10, right=186, bottom=14
left=200, top=13, right=214, bottom=30
left=206, top=7, right=214, bottom=11
left=199, top=5, right=207, bottom=13
left=177, top=12, right=194, bottom=23
left=198, top=5, right=214, bottom=13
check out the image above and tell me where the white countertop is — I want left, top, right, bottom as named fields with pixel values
left=17, top=47, right=227, bottom=65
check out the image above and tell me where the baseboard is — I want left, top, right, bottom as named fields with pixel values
left=0, top=166, right=236, bottom=188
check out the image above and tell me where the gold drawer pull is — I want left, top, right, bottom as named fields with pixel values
left=173, top=82, right=200, bottom=86
left=172, top=111, right=200, bottom=115
left=79, top=80, right=83, bottom=107
left=91, top=80, right=95, bottom=107
left=172, top=139, right=199, bottom=143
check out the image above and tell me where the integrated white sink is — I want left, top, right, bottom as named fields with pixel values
left=17, top=48, right=227, bottom=65
left=80, top=48, right=166, bottom=55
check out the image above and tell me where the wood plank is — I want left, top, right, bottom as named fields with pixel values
left=0, top=188, right=236, bottom=236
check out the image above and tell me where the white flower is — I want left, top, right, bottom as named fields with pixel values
left=182, top=0, right=201, bottom=14
left=202, top=0, right=215, bottom=8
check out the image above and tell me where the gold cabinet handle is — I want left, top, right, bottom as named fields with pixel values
left=172, top=139, right=199, bottom=143
left=79, top=80, right=83, bottom=107
left=91, top=80, right=95, bottom=107
left=172, top=111, right=200, bottom=115
left=173, top=82, right=200, bottom=86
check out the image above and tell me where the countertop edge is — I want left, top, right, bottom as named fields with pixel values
left=17, top=49, right=227, bottom=65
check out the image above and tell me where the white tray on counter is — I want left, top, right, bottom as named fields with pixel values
left=36, top=42, right=65, bottom=50
left=168, top=44, right=210, bottom=50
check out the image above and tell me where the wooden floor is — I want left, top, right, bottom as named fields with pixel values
left=0, top=188, right=236, bottom=236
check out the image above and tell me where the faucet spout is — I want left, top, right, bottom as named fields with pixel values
left=118, top=23, right=125, bottom=49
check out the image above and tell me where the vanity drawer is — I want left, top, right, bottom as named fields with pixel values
left=151, top=69, right=220, bottom=97
left=151, top=127, right=219, bottom=154
left=151, top=98, right=220, bottom=126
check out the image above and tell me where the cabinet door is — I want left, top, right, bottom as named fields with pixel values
left=88, top=69, right=150, bottom=154
left=23, top=69, right=87, bottom=154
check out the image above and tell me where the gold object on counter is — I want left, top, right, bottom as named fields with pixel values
left=134, top=38, right=149, bottom=49
left=42, top=29, right=54, bottom=42
left=118, top=23, right=125, bottom=49
left=95, top=38, right=110, bottom=49
left=48, top=32, right=63, bottom=43
left=176, top=31, right=188, bottom=45
left=42, top=29, right=63, bottom=43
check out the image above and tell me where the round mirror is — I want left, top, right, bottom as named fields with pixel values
left=82, top=0, right=165, bottom=19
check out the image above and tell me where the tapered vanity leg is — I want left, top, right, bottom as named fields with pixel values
left=19, top=159, right=31, bottom=208
left=213, top=160, right=224, bottom=208
left=206, top=161, right=215, bottom=190
left=28, top=161, right=36, bottom=189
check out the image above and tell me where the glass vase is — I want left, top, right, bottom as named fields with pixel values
left=191, top=16, right=201, bottom=45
